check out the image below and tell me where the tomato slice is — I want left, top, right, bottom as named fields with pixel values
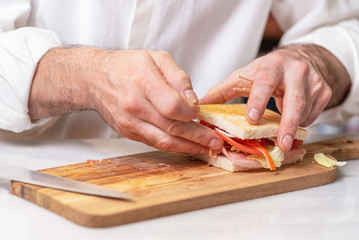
left=215, top=129, right=276, bottom=171
left=291, top=139, right=303, bottom=149
left=199, top=120, right=276, bottom=170
left=215, top=131, right=262, bottom=155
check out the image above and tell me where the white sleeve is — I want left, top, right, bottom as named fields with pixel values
left=271, top=0, right=359, bottom=126
left=0, top=1, right=62, bottom=132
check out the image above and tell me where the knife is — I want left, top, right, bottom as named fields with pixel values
left=0, top=163, right=134, bottom=200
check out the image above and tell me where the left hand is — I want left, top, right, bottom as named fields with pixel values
left=200, top=44, right=350, bottom=152
left=29, top=47, right=223, bottom=154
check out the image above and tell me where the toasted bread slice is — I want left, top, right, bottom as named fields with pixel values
left=198, top=104, right=307, bottom=140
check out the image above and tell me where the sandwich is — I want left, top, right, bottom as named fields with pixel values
left=194, top=104, right=307, bottom=172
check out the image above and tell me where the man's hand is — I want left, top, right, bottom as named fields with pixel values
left=29, top=47, right=223, bottom=154
left=201, top=44, right=351, bottom=151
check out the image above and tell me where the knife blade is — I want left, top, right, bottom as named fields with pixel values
left=0, top=163, right=134, bottom=200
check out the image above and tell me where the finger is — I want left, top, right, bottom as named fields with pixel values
left=275, top=75, right=313, bottom=125
left=118, top=116, right=210, bottom=154
left=158, top=120, right=224, bottom=150
left=277, top=74, right=307, bottom=151
left=142, top=59, right=199, bottom=122
left=200, top=70, right=244, bottom=104
left=137, top=99, right=223, bottom=150
left=116, top=81, right=221, bottom=150
left=112, top=100, right=211, bottom=154
left=246, top=64, right=282, bottom=124
left=299, top=100, right=322, bottom=127
left=297, top=79, right=313, bottom=124
left=275, top=97, right=283, bottom=113
left=300, top=73, right=332, bottom=126
left=300, top=87, right=332, bottom=127
left=148, top=50, right=199, bottom=104
left=105, top=111, right=152, bottom=146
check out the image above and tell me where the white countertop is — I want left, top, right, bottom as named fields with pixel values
left=1, top=134, right=359, bottom=240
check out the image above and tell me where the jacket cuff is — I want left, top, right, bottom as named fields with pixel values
left=0, top=27, right=61, bottom=132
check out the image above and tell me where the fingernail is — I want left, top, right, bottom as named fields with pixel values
left=209, top=149, right=218, bottom=158
left=184, top=89, right=198, bottom=104
left=248, top=108, right=260, bottom=122
left=281, top=135, right=293, bottom=151
left=209, top=138, right=222, bottom=150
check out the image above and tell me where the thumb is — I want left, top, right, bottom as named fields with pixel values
left=148, top=50, right=198, bottom=104
left=200, top=72, right=241, bottom=104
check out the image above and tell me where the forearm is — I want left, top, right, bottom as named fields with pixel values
left=280, top=44, right=351, bottom=109
left=29, top=46, right=102, bottom=120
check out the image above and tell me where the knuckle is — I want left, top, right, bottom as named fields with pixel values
left=320, top=91, right=332, bottom=107
left=311, top=73, right=324, bottom=87
left=116, top=116, right=133, bottom=130
left=158, top=50, right=171, bottom=57
left=310, top=74, right=332, bottom=103
left=204, top=86, right=227, bottom=103
left=301, top=112, right=320, bottom=127
left=300, top=119, right=312, bottom=127
left=155, top=135, right=173, bottom=151
left=169, top=68, right=189, bottom=82
left=190, top=128, right=208, bottom=145
left=196, top=132, right=208, bottom=145
left=163, top=98, right=182, bottom=118
left=323, top=86, right=333, bottom=101
left=286, top=116, right=301, bottom=129
left=295, top=61, right=310, bottom=74
left=284, top=97, right=306, bottom=128
left=314, top=81, right=332, bottom=107
left=257, top=73, right=277, bottom=89
left=207, top=86, right=219, bottom=97
left=165, top=120, right=184, bottom=136
left=123, top=98, right=142, bottom=113
left=267, top=51, right=286, bottom=65
left=133, top=50, right=152, bottom=62
left=157, top=50, right=172, bottom=61
left=292, top=94, right=306, bottom=110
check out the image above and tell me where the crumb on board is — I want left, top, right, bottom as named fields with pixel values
left=85, top=159, right=112, bottom=168
left=86, top=160, right=96, bottom=168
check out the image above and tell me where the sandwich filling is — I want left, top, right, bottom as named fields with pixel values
left=200, top=120, right=305, bottom=170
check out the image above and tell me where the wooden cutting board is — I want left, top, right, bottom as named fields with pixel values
left=11, top=137, right=359, bottom=228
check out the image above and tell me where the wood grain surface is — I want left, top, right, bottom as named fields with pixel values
left=11, top=137, right=359, bottom=228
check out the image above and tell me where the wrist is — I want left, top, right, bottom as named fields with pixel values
left=29, top=46, right=106, bottom=120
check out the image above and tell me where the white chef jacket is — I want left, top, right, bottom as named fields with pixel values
left=0, top=0, right=358, bottom=140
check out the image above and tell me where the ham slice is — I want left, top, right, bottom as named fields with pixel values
left=282, top=147, right=307, bottom=165
left=220, top=146, right=306, bottom=170
left=221, top=146, right=263, bottom=169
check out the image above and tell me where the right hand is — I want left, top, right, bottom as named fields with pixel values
left=29, top=48, right=223, bottom=154
left=200, top=44, right=350, bottom=152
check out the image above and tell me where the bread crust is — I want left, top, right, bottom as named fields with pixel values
left=199, top=104, right=307, bottom=140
